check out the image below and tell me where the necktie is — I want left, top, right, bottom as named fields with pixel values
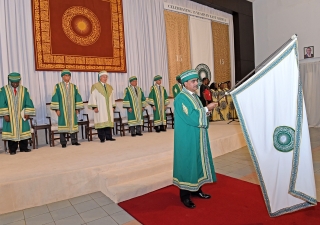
left=158, top=86, right=162, bottom=96
left=103, top=84, right=107, bottom=93
left=66, top=83, right=69, bottom=89
left=14, top=87, right=17, bottom=96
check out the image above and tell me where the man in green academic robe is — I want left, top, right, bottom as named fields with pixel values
left=172, top=75, right=182, bottom=98
left=51, top=70, right=84, bottom=148
left=0, top=72, right=36, bottom=155
left=173, top=69, right=218, bottom=209
left=123, top=76, right=147, bottom=137
left=147, top=75, right=169, bottom=132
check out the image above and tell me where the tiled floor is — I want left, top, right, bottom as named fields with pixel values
left=1, top=127, right=320, bottom=225
left=0, top=192, right=141, bottom=225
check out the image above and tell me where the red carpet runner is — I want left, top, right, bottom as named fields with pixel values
left=119, top=174, right=320, bottom=225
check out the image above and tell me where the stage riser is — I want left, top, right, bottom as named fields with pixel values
left=102, top=158, right=173, bottom=186
left=104, top=171, right=173, bottom=203
left=0, top=121, right=246, bottom=214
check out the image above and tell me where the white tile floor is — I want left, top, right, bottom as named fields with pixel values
left=0, top=192, right=139, bottom=225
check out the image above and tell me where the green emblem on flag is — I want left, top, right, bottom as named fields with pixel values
left=273, top=126, right=295, bottom=152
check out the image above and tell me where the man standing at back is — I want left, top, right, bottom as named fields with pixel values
left=0, top=72, right=36, bottom=155
left=51, top=70, right=84, bottom=148
left=172, top=75, right=182, bottom=98
left=123, top=76, right=147, bottom=137
left=148, top=75, right=169, bottom=132
left=173, top=69, right=218, bottom=209
left=88, top=71, right=116, bottom=142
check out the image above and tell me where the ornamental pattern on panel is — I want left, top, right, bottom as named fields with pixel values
left=32, top=0, right=126, bottom=72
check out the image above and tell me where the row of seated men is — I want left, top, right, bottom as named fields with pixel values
left=0, top=71, right=171, bottom=155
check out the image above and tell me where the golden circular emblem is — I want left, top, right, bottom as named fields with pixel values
left=62, top=6, right=101, bottom=46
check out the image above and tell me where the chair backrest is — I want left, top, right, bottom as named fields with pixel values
left=83, top=102, right=95, bottom=122
left=145, top=105, right=153, bottom=116
left=46, top=103, right=58, bottom=124
left=168, top=98, right=174, bottom=113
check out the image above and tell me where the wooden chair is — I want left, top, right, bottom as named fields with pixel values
left=46, top=103, right=60, bottom=146
left=46, top=103, right=80, bottom=146
left=114, top=111, right=129, bottom=136
left=30, top=117, right=51, bottom=148
left=143, top=109, right=153, bottom=132
left=78, top=101, right=90, bottom=140
left=165, top=107, right=174, bottom=129
left=83, top=103, right=97, bottom=141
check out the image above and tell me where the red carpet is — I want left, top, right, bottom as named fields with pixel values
left=119, top=174, right=320, bottom=225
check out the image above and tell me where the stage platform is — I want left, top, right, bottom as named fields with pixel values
left=0, top=121, right=246, bottom=214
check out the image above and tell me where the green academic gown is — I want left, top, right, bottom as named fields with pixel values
left=123, top=86, right=147, bottom=126
left=0, top=85, right=36, bottom=141
left=147, top=85, right=169, bottom=126
left=173, top=88, right=216, bottom=191
left=51, top=82, right=84, bottom=133
left=172, top=83, right=182, bottom=98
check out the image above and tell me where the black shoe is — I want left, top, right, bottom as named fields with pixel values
left=100, top=140, right=105, bottom=143
left=155, top=129, right=161, bottom=133
left=10, top=151, right=16, bottom=155
left=106, top=138, right=116, bottom=141
left=136, top=133, right=143, bottom=136
left=181, top=198, right=196, bottom=209
left=131, top=134, right=136, bottom=137
left=62, top=144, right=67, bottom=148
left=20, top=149, right=31, bottom=152
left=191, top=192, right=211, bottom=199
left=72, top=142, right=81, bottom=146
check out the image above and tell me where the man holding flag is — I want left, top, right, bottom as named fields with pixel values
left=173, top=69, right=218, bottom=209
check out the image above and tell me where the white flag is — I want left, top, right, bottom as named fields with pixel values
left=230, top=37, right=317, bottom=217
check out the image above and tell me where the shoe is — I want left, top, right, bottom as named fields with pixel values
left=106, top=138, right=116, bottom=141
left=62, top=144, right=67, bottom=148
left=155, top=129, right=161, bottom=133
left=136, top=133, right=143, bottom=136
left=181, top=198, right=196, bottom=209
left=100, top=140, right=105, bottom=143
left=21, top=149, right=31, bottom=152
left=192, top=192, right=211, bottom=199
left=131, top=134, right=136, bottom=137
left=10, top=151, right=16, bottom=155
left=72, top=142, right=81, bottom=146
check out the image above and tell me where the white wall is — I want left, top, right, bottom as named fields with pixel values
left=253, top=0, right=319, bottom=65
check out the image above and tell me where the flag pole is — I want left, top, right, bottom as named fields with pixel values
left=217, top=34, right=298, bottom=102
left=213, top=35, right=298, bottom=123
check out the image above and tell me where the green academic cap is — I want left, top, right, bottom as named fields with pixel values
left=180, top=69, right=199, bottom=83
left=61, top=69, right=71, bottom=77
left=8, top=72, right=21, bottom=83
left=154, top=75, right=162, bottom=81
left=129, top=76, right=137, bottom=82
